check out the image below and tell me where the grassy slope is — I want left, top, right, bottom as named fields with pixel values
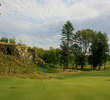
left=0, top=69, right=110, bottom=100
left=0, top=54, right=38, bottom=74
left=0, top=54, right=56, bottom=79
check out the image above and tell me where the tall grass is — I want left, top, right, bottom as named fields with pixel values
left=0, top=54, right=38, bottom=75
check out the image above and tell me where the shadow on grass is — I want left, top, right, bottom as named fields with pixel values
left=10, top=87, right=16, bottom=89
left=38, top=64, right=58, bottom=73
left=81, top=68, right=92, bottom=71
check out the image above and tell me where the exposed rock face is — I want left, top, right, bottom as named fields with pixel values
left=0, top=42, right=36, bottom=61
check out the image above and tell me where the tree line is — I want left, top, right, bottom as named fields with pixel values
left=33, top=21, right=109, bottom=71
left=0, top=37, right=16, bottom=44
left=60, top=21, right=109, bottom=70
left=0, top=21, right=109, bottom=71
left=0, top=37, right=25, bottom=46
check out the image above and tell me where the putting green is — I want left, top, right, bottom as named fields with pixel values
left=0, top=70, right=110, bottom=100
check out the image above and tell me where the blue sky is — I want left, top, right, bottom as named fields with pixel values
left=0, top=0, right=110, bottom=49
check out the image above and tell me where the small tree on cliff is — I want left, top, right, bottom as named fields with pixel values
left=0, top=37, right=8, bottom=43
left=9, top=38, right=16, bottom=44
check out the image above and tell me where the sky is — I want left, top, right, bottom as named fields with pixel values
left=0, top=0, right=110, bottom=49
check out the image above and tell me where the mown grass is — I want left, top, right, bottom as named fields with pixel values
left=56, top=67, right=110, bottom=79
left=0, top=54, right=110, bottom=100
left=0, top=68, right=110, bottom=100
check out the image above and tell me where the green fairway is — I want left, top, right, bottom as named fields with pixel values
left=0, top=69, right=110, bottom=100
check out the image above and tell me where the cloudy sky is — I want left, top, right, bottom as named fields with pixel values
left=0, top=0, right=110, bottom=49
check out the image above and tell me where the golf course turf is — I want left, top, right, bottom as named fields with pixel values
left=0, top=69, right=110, bottom=100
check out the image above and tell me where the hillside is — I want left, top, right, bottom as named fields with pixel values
left=0, top=54, right=38, bottom=75
left=0, top=53, right=57, bottom=79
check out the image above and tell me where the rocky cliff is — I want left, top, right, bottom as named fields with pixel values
left=0, top=42, right=36, bottom=61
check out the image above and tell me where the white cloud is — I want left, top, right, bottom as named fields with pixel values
left=0, top=0, right=110, bottom=49
left=2, top=0, right=110, bottom=21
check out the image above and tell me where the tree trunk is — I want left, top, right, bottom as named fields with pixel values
left=60, top=63, right=62, bottom=67
left=104, top=66, right=106, bottom=70
left=75, top=61, right=78, bottom=70
left=104, top=62, right=106, bottom=70
left=93, top=67, right=96, bottom=70
left=81, top=64, right=84, bottom=70
left=63, top=66, right=65, bottom=71
left=91, top=66, right=93, bottom=70
left=98, top=66, right=101, bottom=70
left=66, top=62, right=68, bottom=69
left=76, top=61, right=78, bottom=70
left=63, top=64, right=66, bottom=71
left=93, top=63, right=97, bottom=70
left=76, top=64, right=78, bottom=70
left=72, top=64, right=75, bottom=70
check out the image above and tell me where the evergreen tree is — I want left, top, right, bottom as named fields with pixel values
left=89, top=32, right=109, bottom=70
left=60, top=20, right=74, bottom=69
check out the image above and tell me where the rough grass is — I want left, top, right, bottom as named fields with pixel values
left=0, top=54, right=57, bottom=79
left=1, top=68, right=110, bottom=100
left=0, top=54, right=38, bottom=75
